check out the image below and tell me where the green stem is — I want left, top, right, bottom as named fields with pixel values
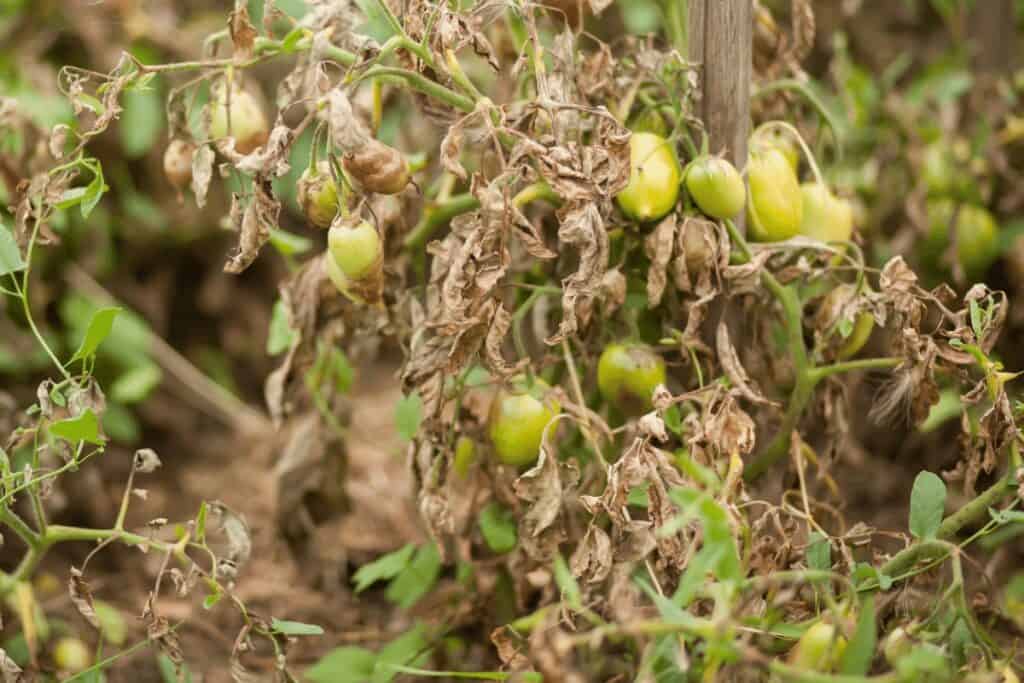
left=355, top=66, right=475, bottom=113
left=938, top=470, right=1017, bottom=540
left=17, top=213, right=71, bottom=381
left=769, top=661, right=900, bottom=683
left=809, top=356, right=903, bottom=382
left=753, top=79, right=842, bottom=149
left=0, top=505, right=40, bottom=548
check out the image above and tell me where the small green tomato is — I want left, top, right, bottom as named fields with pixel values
left=208, top=81, right=270, bottom=154
left=789, top=621, right=847, bottom=672
left=747, top=143, right=803, bottom=242
left=882, top=626, right=913, bottom=667
left=820, top=284, right=875, bottom=360
left=488, top=377, right=561, bottom=467
left=685, top=156, right=746, bottom=220
left=53, top=637, right=91, bottom=673
left=616, top=132, right=681, bottom=223
left=327, top=219, right=382, bottom=281
left=798, top=183, right=854, bottom=245
left=924, top=199, right=1000, bottom=280
left=297, top=162, right=340, bottom=229
left=597, top=343, right=666, bottom=415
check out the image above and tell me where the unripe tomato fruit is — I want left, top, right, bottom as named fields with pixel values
left=163, top=139, right=195, bottom=190
left=798, top=183, right=854, bottom=244
left=327, top=219, right=382, bottom=281
left=598, top=343, right=666, bottom=415
left=882, top=626, right=912, bottom=667
left=488, top=377, right=561, bottom=467
left=53, top=637, right=91, bottom=673
left=685, top=156, right=746, bottom=220
left=747, top=143, right=803, bottom=242
left=208, top=81, right=270, bottom=155
left=764, top=129, right=800, bottom=172
left=616, top=132, right=681, bottom=223
left=788, top=622, right=847, bottom=672
left=924, top=199, right=1000, bottom=280
left=297, top=162, right=340, bottom=229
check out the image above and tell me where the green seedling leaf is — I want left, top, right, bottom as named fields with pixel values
left=840, top=595, right=876, bottom=675
left=50, top=409, right=104, bottom=445
left=0, top=220, right=25, bottom=276
left=266, top=298, right=297, bottom=356
left=306, top=646, right=377, bottom=683
left=109, top=363, right=162, bottom=404
left=271, top=618, right=324, bottom=636
left=806, top=532, right=831, bottom=572
left=477, top=502, right=517, bottom=554
left=386, top=544, right=441, bottom=609
left=553, top=554, right=582, bottom=610
left=909, top=470, right=946, bottom=539
left=81, top=164, right=107, bottom=218
left=69, top=307, right=121, bottom=364
left=352, top=544, right=415, bottom=593
left=372, top=624, right=430, bottom=683
left=395, top=392, right=422, bottom=441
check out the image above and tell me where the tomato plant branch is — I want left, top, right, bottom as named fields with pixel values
left=809, top=356, right=902, bottom=382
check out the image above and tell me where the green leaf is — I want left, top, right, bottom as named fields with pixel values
left=109, top=363, right=162, bottom=404
left=355, top=0, right=403, bottom=40
left=386, top=544, right=441, bottom=609
left=157, top=653, right=193, bottom=683
left=266, top=299, right=297, bottom=356
left=306, top=646, right=376, bottom=683
left=94, top=600, right=127, bottom=646
left=0, top=220, right=26, bottom=276
left=394, top=393, right=422, bottom=441
left=552, top=554, right=582, bottom=610
left=69, top=306, right=121, bottom=364
left=270, top=618, right=324, bottom=636
left=839, top=595, right=876, bottom=675
left=352, top=544, right=415, bottom=593
left=268, top=227, right=313, bottom=256
left=50, top=409, right=104, bottom=445
left=120, top=84, right=164, bottom=158
left=477, top=502, right=517, bottom=554
left=81, top=164, right=107, bottom=218
left=806, top=532, right=831, bottom=572
left=909, top=471, right=946, bottom=539
left=373, top=624, right=430, bottom=683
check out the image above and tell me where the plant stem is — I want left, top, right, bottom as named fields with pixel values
left=0, top=505, right=39, bottom=548
left=769, top=661, right=900, bottom=683
left=809, top=356, right=903, bottom=382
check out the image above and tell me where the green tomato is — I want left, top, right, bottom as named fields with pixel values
left=488, top=377, right=561, bottom=467
left=597, top=343, right=667, bottom=415
left=208, top=81, right=270, bottom=155
left=627, top=108, right=670, bottom=137
left=453, top=435, right=476, bottom=479
left=297, top=162, right=340, bottom=229
left=327, top=219, right=382, bottom=281
left=798, top=183, right=854, bottom=244
left=747, top=143, right=803, bottom=242
left=821, top=284, right=875, bottom=360
left=924, top=199, right=1000, bottom=280
left=764, top=129, right=800, bottom=172
left=789, top=622, right=847, bottom=672
left=882, top=627, right=913, bottom=667
left=616, top=132, right=681, bottom=223
left=325, top=248, right=351, bottom=298
left=685, top=156, right=746, bottom=220
left=53, top=637, right=91, bottom=673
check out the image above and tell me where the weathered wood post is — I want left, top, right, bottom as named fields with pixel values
left=687, top=0, right=752, bottom=230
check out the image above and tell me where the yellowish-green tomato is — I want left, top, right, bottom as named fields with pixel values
left=747, top=143, right=803, bottom=242
left=324, top=249, right=351, bottom=297
left=798, top=183, right=854, bottom=244
left=297, top=162, right=340, bottom=229
left=821, top=284, right=875, bottom=360
left=53, top=637, right=91, bottom=673
left=764, top=128, right=800, bottom=172
left=597, top=343, right=667, bottom=415
left=925, top=199, right=1000, bottom=280
left=882, top=627, right=912, bottom=667
left=616, top=132, right=681, bottom=223
left=208, top=81, right=270, bottom=154
left=327, top=219, right=382, bottom=281
left=453, top=435, right=476, bottom=479
left=789, top=622, right=847, bottom=672
left=488, top=378, right=561, bottom=467
left=685, top=156, right=746, bottom=220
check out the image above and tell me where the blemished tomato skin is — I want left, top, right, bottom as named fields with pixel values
left=798, top=183, right=854, bottom=245
left=208, top=82, right=270, bottom=155
left=297, top=162, right=340, bottom=229
left=488, top=378, right=561, bottom=467
left=924, top=199, right=1000, bottom=280
left=327, top=219, right=382, bottom=281
left=597, top=343, right=667, bottom=415
left=163, top=139, right=195, bottom=190
left=747, top=144, right=803, bottom=242
left=788, top=622, right=847, bottom=672
left=616, top=132, right=682, bottom=223
left=685, top=156, right=746, bottom=220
